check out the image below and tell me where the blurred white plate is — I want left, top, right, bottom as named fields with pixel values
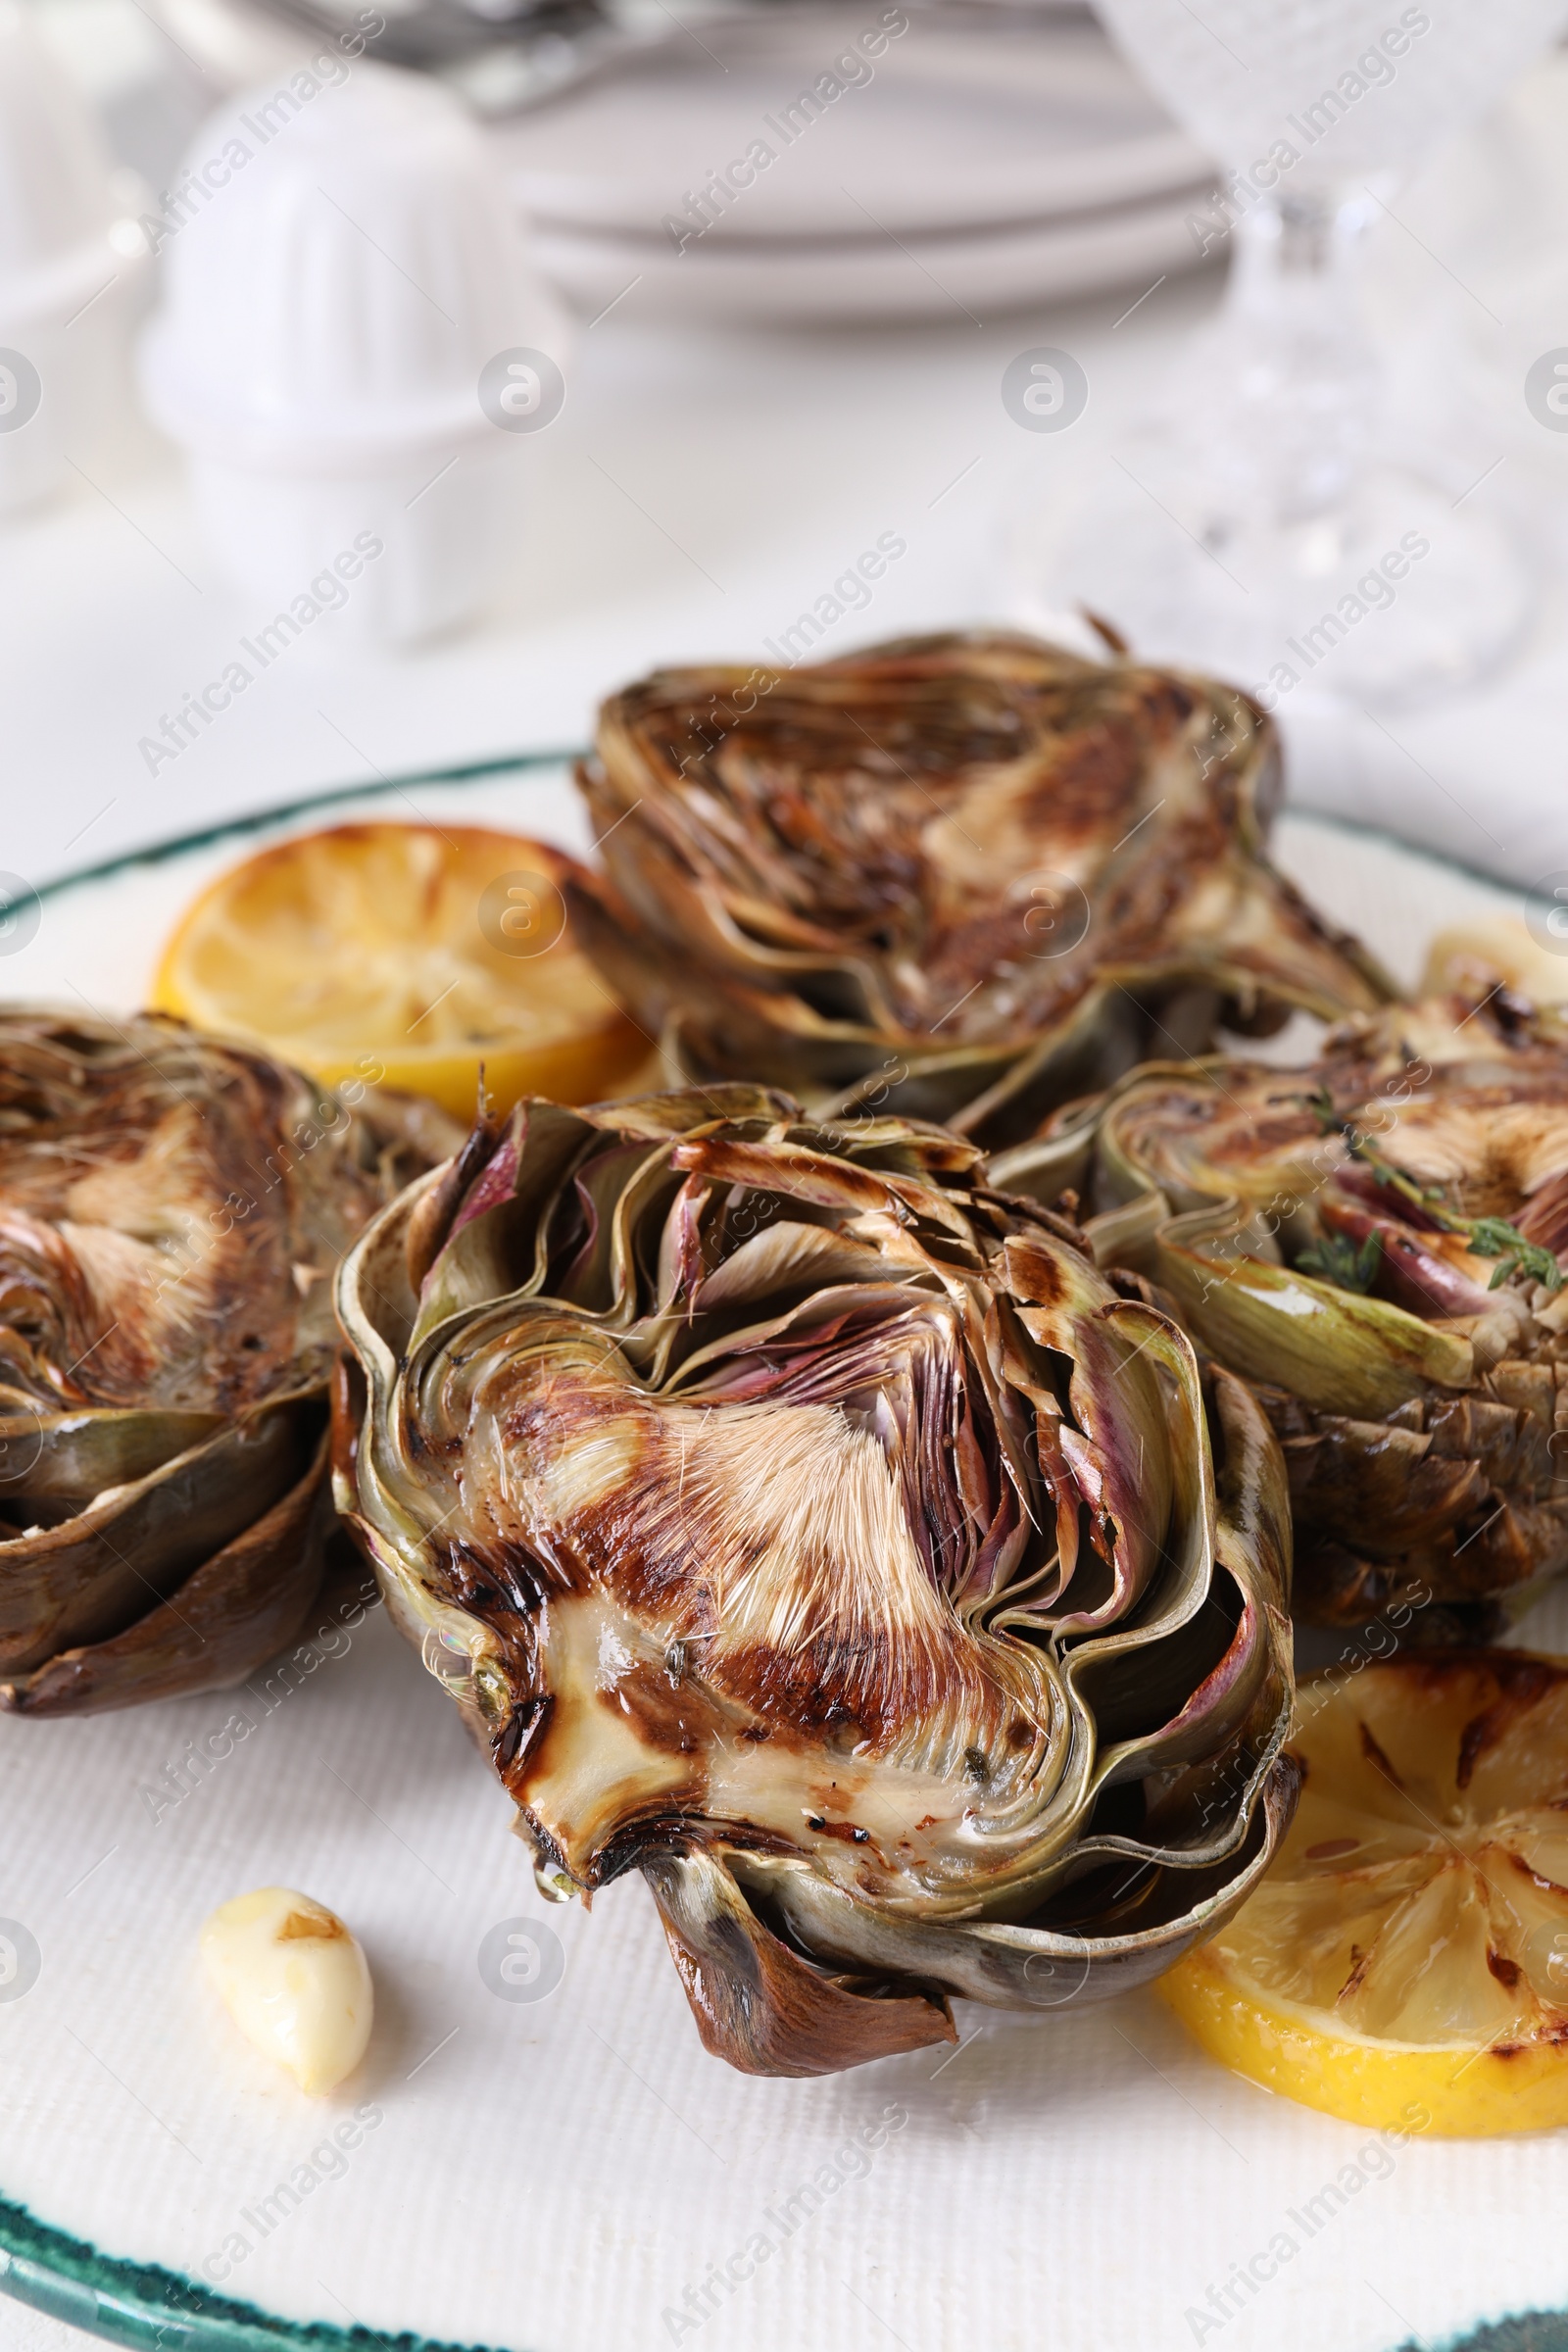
left=136, top=0, right=1213, bottom=319
left=494, top=7, right=1208, bottom=242
left=4, top=769, right=1566, bottom=2352
left=497, top=3, right=1217, bottom=317
left=527, top=180, right=1207, bottom=322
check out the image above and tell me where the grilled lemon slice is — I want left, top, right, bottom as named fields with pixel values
left=1161, top=1651, right=1568, bottom=2135
left=152, top=822, right=650, bottom=1121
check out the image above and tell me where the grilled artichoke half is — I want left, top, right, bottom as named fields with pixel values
left=994, top=997, right=1568, bottom=1637
left=0, top=1008, right=395, bottom=1715
left=564, top=631, right=1393, bottom=1150
left=334, top=1085, right=1298, bottom=2077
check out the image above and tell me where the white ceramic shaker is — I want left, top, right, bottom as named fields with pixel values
left=139, top=64, right=571, bottom=642
left=0, top=2, right=147, bottom=515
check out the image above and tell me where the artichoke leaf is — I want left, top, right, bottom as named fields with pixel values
left=1155, top=1202, right=1475, bottom=1417
left=1282, top=1416, right=1491, bottom=1554
left=626, top=833, right=896, bottom=1007
left=688, top=1220, right=899, bottom=1311
left=409, top=1101, right=598, bottom=1340
left=984, top=1104, right=1101, bottom=1207
left=1081, top=1189, right=1169, bottom=1272
left=1430, top=1496, right=1568, bottom=1596
left=986, top=1057, right=1226, bottom=1209
left=0, top=1426, right=335, bottom=1717
left=555, top=1139, right=686, bottom=1323
left=1016, top=1299, right=1184, bottom=1633
left=0, top=1403, right=223, bottom=1503
left=672, top=1133, right=976, bottom=1244
left=0, top=1396, right=313, bottom=1673
left=732, top=1748, right=1300, bottom=2013
left=1208, top=1363, right=1293, bottom=1625
left=601, top=1084, right=802, bottom=1140
left=666, top=1282, right=957, bottom=1397
left=1057, top=1305, right=1210, bottom=1643
left=829, top=986, right=1195, bottom=1150
left=568, top=818, right=896, bottom=1022
left=805, top=1118, right=984, bottom=1179
left=1059, top=1368, right=1288, bottom=1793
left=643, top=1844, right=956, bottom=2078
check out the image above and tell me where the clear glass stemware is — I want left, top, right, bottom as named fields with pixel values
left=1013, top=0, right=1568, bottom=705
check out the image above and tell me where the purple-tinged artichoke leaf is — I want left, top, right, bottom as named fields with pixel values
left=411, top=1103, right=597, bottom=1342
left=643, top=1843, right=956, bottom=2078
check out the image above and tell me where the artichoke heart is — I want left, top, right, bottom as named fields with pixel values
left=564, top=631, right=1393, bottom=1149
left=336, top=1085, right=1298, bottom=2077
left=0, top=1008, right=399, bottom=1714
left=994, top=994, right=1568, bottom=1636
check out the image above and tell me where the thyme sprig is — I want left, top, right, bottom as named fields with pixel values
left=1465, top=1219, right=1565, bottom=1293
left=1301, top=1088, right=1563, bottom=1296
left=1298, top=1229, right=1383, bottom=1294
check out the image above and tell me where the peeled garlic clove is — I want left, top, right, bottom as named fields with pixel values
left=201, top=1886, right=372, bottom=2094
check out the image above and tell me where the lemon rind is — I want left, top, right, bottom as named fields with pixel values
left=1161, top=1944, right=1568, bottom=2136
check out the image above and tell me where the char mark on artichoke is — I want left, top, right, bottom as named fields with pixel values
left=0, top=1009, right=400, bottom=1714
left=335, top=1084, right=1298, bottom=2077
left=563, top=631, right=1393, bottom=1151
left=993, top=994, right=1568, bottom=1640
